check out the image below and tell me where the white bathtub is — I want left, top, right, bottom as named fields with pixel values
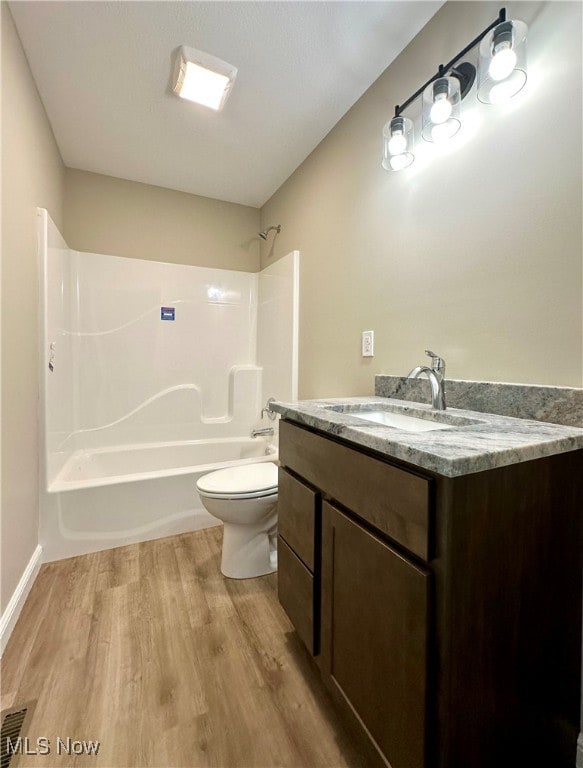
left=41, top=438, right=277, bottom=562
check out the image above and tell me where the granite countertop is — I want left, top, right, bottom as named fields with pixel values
left=271, top=396, right=583, bottom=477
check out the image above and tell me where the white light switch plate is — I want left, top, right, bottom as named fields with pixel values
left=362, top=330, right=374, bottom=357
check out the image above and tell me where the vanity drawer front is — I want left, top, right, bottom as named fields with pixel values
left=280, top=419, right=431, bottom=561
left=278, top=468, right=318, bottom=572
left=278, top=536, right=317, bottom=655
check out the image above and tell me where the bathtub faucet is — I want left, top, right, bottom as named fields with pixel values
left=261, top=397, right=277, bottom=421
left=251, top=427, right=275, bottom=438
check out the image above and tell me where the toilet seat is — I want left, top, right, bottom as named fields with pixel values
left=198, top=487, right=278, bottom=501
left=196, top=462, right=278, bottom=500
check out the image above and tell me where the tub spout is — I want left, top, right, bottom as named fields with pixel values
left=251, top=427, right=275, bottom=438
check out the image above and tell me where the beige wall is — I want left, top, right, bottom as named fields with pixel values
left=261, top=1, right=583, bottom=397
left=64, top=169, right=260, bottom=272
left=1, top=3, right=65, bottom=611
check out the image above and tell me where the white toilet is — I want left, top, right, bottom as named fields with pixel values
left=196, top=462, right=278, bottom=579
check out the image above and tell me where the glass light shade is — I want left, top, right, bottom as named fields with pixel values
left=382, top=116, right=414, bottom=171
left=422, top=77, right=461, bottom=142
left=477, top=19, right=528, bottom=104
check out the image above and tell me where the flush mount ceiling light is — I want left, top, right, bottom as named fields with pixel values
left=172, top=46, right=237, bottom=111
left=382, top=7, right=528, bottom=171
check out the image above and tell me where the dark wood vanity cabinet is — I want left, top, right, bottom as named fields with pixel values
left=277, top=418, right=583, bottom=768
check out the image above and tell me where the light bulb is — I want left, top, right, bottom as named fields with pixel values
left=489, top=44, right=517, bottom=81
left=388, top=132, right=407, bottom=155
left=389, top=153, right=412, bottom=171
left=430, top=93, right=452, bottom=125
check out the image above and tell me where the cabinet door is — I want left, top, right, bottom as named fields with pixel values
left=321, top=502, right=429, bottom=768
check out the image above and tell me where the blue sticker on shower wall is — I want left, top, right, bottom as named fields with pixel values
left=161, top=307, right=175, bottom=321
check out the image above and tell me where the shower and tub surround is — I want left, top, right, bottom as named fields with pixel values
left=38, top=209, right=299, bottom=560
left=257, top=247, right=299, bottom=406
left=42, top=209, right=261, bottom=482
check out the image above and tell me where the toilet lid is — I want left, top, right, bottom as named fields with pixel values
left=197, top=462, right=278, bottom=495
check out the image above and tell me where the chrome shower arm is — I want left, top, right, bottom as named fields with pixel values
left=258, top=224, right=282, bottom=240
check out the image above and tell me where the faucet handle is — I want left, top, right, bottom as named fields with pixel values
left=261, top=397, right=277, bottom=421
left=425, top=349, right=445, bottom=373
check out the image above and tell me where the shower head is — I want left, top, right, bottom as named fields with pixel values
left=258, top=224, right=282, bottom=240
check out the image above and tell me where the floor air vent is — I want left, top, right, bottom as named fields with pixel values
left=1, top=705, right=32, bottom=768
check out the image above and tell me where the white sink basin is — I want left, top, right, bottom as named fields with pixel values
left=352, top=410, right=452, bottom=432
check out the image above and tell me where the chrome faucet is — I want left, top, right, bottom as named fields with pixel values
left=407, top=350, right=446, bottom=410
left=261, top=397, right=277, bottom=421
left=251, top=427, right=275, bottom=438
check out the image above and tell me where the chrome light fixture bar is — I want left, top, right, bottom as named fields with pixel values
left=383, top=8, right=528, bottom=171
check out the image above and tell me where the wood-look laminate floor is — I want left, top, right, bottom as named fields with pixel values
left=1, top=528, right=366, bottom=768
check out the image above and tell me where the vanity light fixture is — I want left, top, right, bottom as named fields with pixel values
left=422, top=75, right=462, bottom=143
left=477, top=19, right=528, bottom=103
left=172, top=46, right=237, bottom=111
left=382, top=116, right=414, bottom=170
left=382, top=7, right=528, bottom=170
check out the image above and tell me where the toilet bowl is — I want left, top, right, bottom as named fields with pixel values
left=196, top=462, right=278, bottom=579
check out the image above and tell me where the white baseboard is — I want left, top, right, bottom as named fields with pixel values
left=0, top=545, right=43, bottom=656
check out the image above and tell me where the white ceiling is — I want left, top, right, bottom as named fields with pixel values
left=10, top=1, right=442, bottom=208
